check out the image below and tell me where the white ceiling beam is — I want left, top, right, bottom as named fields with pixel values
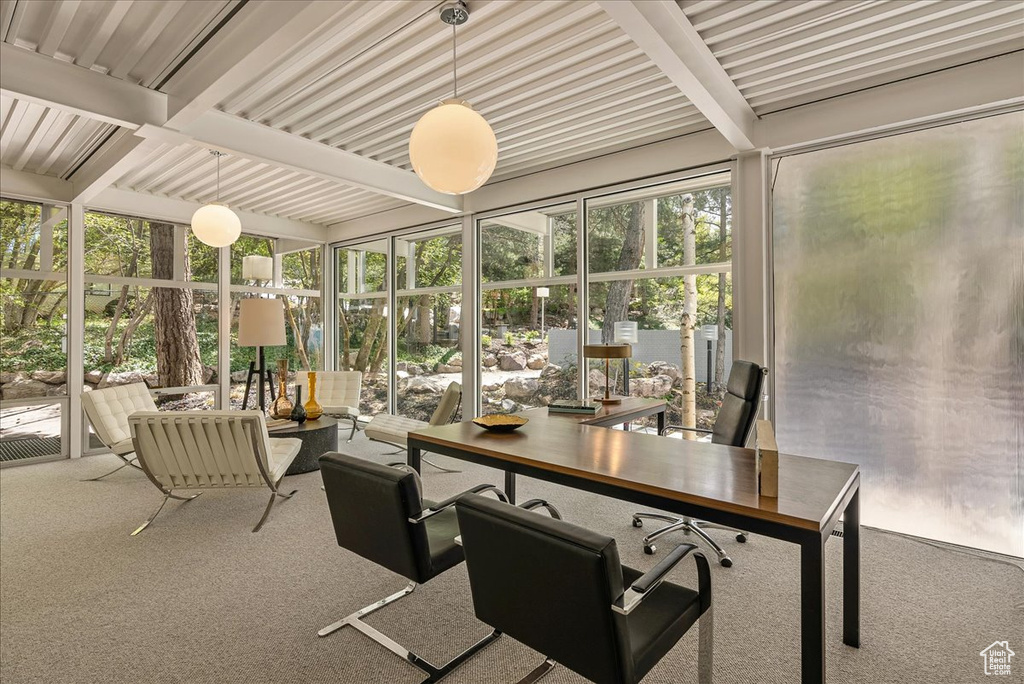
left=64, top=0, right=346, bottom=204
left=137, top=111, right=461, bottom=213
left=597, top=0, right=757, bottom=150
left=0, top=43, right=167, bottom=129
left=92, top=187, right=326, bottom=242
left=0, top=166, right=74, bottom=203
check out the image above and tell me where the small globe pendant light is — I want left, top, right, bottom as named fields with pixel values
left=409, top=1, right=497, bottom=195
left=191, top=150, right=241, bottom=248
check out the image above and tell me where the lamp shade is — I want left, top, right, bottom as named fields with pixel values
left=237, top=298, right=286, bottom=347
left=701, top=324, right=719, bottom=339
left=242, top=255, right=273, bottom=281
left=613, top=321, right=638, bottom=344
left=584, top=343, right=632, bottom=360
left=536, top=287, right=550, bottom=298
left=409, top=99, right=497, bottom=195
left=191, top=203, right=241, bottom=248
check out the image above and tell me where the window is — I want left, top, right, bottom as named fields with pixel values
left=772, top=112, right=1024, bottom=556
left=336, top=240, right=388, bottom=415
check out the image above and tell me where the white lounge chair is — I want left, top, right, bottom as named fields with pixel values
left=364, top=381, right=462, bottom=472
left=80, top=383, right=157, bottom=481
left=294, top=370, right=363, bottom=442
left=128, top=410, right=302, bottom=535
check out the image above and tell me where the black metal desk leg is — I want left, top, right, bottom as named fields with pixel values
left=408, top=445, right=422, bottom=474
left=801, top=535, right=826, bottom=684
left=504, top=471, right=516, bottom=504
left=844, top=487, right=861, bottom=648
left=657, top=410, right=666, bottom=436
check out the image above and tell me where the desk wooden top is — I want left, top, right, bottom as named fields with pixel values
left=410, top=411, right=858, bottom=532
left=540, top=397, right=666, bottom=426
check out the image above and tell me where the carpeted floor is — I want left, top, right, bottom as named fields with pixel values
left=1, top=431, right=1021, bottom=684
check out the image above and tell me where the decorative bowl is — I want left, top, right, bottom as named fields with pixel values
left=472, top=415, right=529, bottom=433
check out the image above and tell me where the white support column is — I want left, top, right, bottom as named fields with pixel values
left=405, top=240, right=416, bottom=290
left=643, top=197, right=658, bottom=270
left=386, top=238, right=397, bottom=415
left=217, top=245, right=231, bottom=409
left=67, top=203, right=85, bottom=458
left=461, top=214, right=480, bottom=418
left=346, top=250, right=357, bottom=295
left=39, top=204, right=55, bottom=271
left=732, top=150, right=770, bottom=404
left=576, top=195, right=588, bottom=401
left=543, top=217, right=554, bottom=278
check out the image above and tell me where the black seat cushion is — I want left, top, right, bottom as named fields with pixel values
left=621, top=565, right=702, bottom=681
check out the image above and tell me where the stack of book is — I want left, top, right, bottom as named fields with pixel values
left=548, top=400, right=600, bottom=415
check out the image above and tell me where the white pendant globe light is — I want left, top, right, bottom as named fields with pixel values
left=409, top=1, right=497, bottom=195
left=191, top=151, right=241, bottom=248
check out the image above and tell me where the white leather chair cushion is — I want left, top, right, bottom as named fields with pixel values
left=267, top=438, right=302, bottom=483
left=82, top=383, right=157, bottom=449
left=110, top=438, right=136, bottom=456
left=364, top=414, right=428, bottom=448
left=295, top=372, right=361, bottom=418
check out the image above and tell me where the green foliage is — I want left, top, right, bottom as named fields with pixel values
left=524, top=330, right=539, bottom=341
left=481, top=334, right=492, bottom=347
left=439, top=347, right=459, bottom=365
left=503, top=331, right=513, bottom=346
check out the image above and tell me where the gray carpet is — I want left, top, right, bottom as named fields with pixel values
left=1, top=432, right=1021, bottom=684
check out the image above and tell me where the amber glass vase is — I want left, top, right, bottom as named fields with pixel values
left=304, top=371, right=323, bottom=420
left=268, top=359, right=293, bottom=419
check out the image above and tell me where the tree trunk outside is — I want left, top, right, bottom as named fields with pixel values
left=150, top=222, right=203, bottom=388
left=679, top=195, right=697, bottom=438
left=355, top=302, right=383, bottom=371
left=601, top=203, right=645, bottom=343
left=338, top=306, right=352, bottom=370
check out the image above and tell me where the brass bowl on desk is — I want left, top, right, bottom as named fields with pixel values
left=472, top=415, right=529, bottom=433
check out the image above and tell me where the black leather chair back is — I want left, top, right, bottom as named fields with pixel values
left=456, top=494, right=635, bottom=684
left=711, top=360, right=767, bottom=447
left=320, top=452, right=434, bottom=583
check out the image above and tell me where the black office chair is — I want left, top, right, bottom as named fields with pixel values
left=317, top=452, right=509, bottom=682
left=456, top=494, right=713, bottom=684
left=633, top=360, right=768, bottom=567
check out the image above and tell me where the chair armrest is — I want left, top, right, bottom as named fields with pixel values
left=612, top=543, right=710, bottom=616
left=518, top=498, right=562, bottom=519
left=408, top=484, right=508, bottom=523
left=663, top=425, right=713, bottom=437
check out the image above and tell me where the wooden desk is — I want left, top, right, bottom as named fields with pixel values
left=408, top=407, right=860, bottom=684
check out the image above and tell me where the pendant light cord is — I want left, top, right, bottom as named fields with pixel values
left=216, top=153, right=221, bottom=202
left=452, top=22, right=458, bottom=98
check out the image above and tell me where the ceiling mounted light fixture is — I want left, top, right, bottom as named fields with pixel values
left=191, top=150, right=241, bottom=248
left=409, top=1, right=497, bottom=195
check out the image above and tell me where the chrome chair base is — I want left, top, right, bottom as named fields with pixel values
left=254, top=488, right=298, bottom=533
left=375, top=440, right=462, bottom=473
left=131, top=491, right=201, bottom=536
left=516, top=658, right=556, bottom=684
left=632, top=513, right=745, bottom=568
left=318, top=581, right=501, bottom=683
left=82, top=455, right=143, bottom=482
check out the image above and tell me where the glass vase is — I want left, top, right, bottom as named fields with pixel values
left=290, top=386, right=307, bottom=423
left=268, top=359, right=293, bottom=419
left=304, top=371, right=323, bottom=420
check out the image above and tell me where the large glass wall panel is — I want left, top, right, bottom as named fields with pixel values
left=1, top=198, right=69, bottom=463
left=336, top=240, right=388, bottom=415
left=395, top=225, right=461, bottom=421
left=586, top=178, right=732, bottom=431
left=479, top=205, right=578, bottom=415
left=772, top=112, right=1024, bottom=556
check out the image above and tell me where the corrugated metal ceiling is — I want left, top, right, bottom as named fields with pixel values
left=678, top=0, right=1024, bottom=114
left=1, top=94, right=115, bottom=178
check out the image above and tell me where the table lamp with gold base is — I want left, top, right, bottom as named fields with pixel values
left=584, top=343, right=632, bottom=404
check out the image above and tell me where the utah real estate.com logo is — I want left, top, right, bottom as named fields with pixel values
left=979, top=641, right=1014, bottom=676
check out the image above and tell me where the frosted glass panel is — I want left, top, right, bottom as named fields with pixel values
left=772, top=113, right=1024, bottom=557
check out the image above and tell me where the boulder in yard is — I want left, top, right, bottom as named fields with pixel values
left=406, top=376, right=445, bottom=394
left=503, top=377, right=539, bottom=401
left=482, top=353, right=498, bottom=368
left=2, top=377, right=49, bottom=399
left=526, top=354, right=546, bottom=370
left=31, top=370, right=66, bottom=385
left=436, top=363, right=460, bottom=374
left=99, top=371, right=147, bottom=388
left=648, top=362, right=681, bottom=382
left=498, top=351, right=527, bottom=371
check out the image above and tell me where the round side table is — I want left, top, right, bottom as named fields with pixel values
left=270, top=416, right=339, bottom=475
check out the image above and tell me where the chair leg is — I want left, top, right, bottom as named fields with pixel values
left=131, top=491, right=201, bottom=536
left=253, top=488, right=298, bottom=533
left=632, top=511, right=682, bottom=527
left=516, top=658, right=556, bottom=684
left=421, top=456, right=461, bottom=473
left=687, top=522, right=733, bottom=568
left=82, top=455, right=143, bottom=482
left=641, top=519, right=691, bottom=551
left=698, top=605, right=714, bottom=684
left=318, top=581, right=501, bottom=683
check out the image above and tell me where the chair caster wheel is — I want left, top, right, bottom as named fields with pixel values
left=736, top=533, right=747, bottom=543
left=643, top=544, right=656, bottom=555
left=632, top=519, right=643, bottom=528
left=720, top=558, right=733, bottom=568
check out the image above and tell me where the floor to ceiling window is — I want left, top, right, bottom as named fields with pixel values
left=1, top=198, right=69, bottom=464
left=585, top=175, right=733, bottom=431
left=772, top=111, right=1024, bottom=557
left=229, top=235, right=323, bottom=409
left=335, top=239, right=388, bottom=416
left=82, top=211, right=220, bottom=450
left=394, top=225, right=462, bottom=421
left=478, top=202, right=578, bottom=415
